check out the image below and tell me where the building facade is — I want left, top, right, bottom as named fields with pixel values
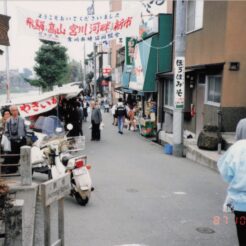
left=158, top=0, right=246, bottom=137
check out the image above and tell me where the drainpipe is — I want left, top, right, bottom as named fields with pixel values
left=217, top=109, right=222, bottom=154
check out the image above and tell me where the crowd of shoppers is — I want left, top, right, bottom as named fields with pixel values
left=111, top=98, right=138, bottom=134
left=1, top=105, right=27, bottom=174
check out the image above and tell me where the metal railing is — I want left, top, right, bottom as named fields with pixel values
left=0, top=153, right=21, bottom=178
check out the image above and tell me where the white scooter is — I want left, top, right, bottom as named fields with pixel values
left=29, top=117, right=93, bottom=206
left=61, top=153, right=92, bottom=206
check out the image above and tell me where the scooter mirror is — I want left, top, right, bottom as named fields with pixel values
left=55, top=127, right=63, bottom=133
left=24, top=120, right=31, bottom=126
left=67, top=123, right=73, bottom=131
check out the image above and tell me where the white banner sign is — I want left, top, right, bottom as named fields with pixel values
left=174, top=57, right=185, bottom=109
left=17, top=96, right=58, bottom=117
left=17, top=0, right=170, bottom=44
left=17, top=7, right=140, bottom=43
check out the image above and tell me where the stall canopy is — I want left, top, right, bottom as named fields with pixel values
left=129, top=14, right=173, bottom=92
left=1, top=83, right=82, bottom=117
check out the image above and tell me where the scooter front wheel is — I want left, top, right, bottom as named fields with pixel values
left=75, top=192, right=89, bottom=206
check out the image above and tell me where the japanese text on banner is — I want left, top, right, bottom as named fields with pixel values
left=18, top=8, right=138, bottom=43
left=18, top=96, right=58, bottom=117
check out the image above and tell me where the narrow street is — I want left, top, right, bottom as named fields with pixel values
left=64, top=112, right=237, bottom=246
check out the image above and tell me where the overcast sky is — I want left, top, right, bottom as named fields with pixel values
left=0, top=0, right=142, bottom=71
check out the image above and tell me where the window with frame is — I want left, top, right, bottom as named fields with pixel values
left=186, top=0, right=204, bottom=33
left=164, top=79, right=174, bottom=107
left=206, top=75, right=222, bottom=105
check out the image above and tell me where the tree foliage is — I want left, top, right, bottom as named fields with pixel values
left=26, top=40, right=69, bottom=90
left=66, top=60, right=83, bottom=83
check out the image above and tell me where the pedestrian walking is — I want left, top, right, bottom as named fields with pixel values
left=111, top=104, right=117, bottom=126
left=1, top=109, right=11, bottom=173
left=83, top=99, right=89, bottom=122
left=90, top=101, right=102, bottom=141
left=4, top=105, right=27, bottom=173
left=78, top=103, right=84, bottom=136
left=104, top=99, right=110, bottom=113
left=217, top=139, right=246, bottom=246
left=115, top=98, right=127, bottom=135
left=236, top=118, right=246, bottom=140
left=128, top=106, right=137, bottom=131
left=67, top=99, right=81, bottom=137
left=1, top=109, right=11, bottom=130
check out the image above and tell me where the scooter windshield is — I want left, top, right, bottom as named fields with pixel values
left=34, top=116, right=64, bottom=136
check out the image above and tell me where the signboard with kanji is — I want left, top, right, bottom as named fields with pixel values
left=18, top=8, right=139, bottom=43
left=41, top=174, right=70, bottom=206
left=102, top=65, right=112, bottom=77
left=17, top=96, right=57, bottom=117
left=174, top=57, right=185, bottom=109
left=125, top=37, right=137, bottom=67
left=139, top=16, right=159, bottom=39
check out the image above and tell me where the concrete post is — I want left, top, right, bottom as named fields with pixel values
left=20, top=146, right=32, bottom=186
left=173, top=0, right=187, bottom=157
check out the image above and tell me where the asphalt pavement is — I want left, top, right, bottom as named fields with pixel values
left=63, top=111, right=238, bottom=246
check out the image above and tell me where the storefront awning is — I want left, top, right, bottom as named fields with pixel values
left=156, top=69, right=195, bottom=79
left=129, top=36, right=156, bottom=92
left=129, top=14, right=173, bottom=92
left=157, top=63, right=225, bottom=79
left=114, top=86, right=133, bottom=94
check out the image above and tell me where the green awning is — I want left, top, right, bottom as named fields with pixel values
left=129, top=14, right=173, bottom=92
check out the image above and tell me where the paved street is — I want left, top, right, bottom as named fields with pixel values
left=63, top=112, right=238, bottom=246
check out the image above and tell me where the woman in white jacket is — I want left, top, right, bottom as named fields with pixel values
left=217, top=140, right=246, bottom=246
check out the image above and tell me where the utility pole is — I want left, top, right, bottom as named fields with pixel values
left=93, top=42, right=97, bottom=100
left=88, top=0, right=97, bottom=100
left=83, top=42, right=86, bottom=89
left=172, top=0, right=187, bottom=157
left=4, top=0, right=10, bottom=103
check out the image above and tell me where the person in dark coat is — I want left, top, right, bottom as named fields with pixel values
left=67, top=99, right=81, bottom=137
left=90, top=101, right=102, bottom=141
left=77, top=99, right=84, bottom=136
left=4, top=105, right=27, bottom=173
left=82, top=99, right=89, bottom=122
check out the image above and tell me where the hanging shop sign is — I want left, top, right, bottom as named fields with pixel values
left=125, top=37, right=137, bottom=67
left=141, top=0, right=167, bottom=15
left=18, top=8, right=140, bottom=43
left=139, top=15, right=159, bottom=40
left=129, top=44, right=145, bottom=91
left=174, top=57, right=185, bottom=109
left=17, top=96, right=58, bottom=117
left=102, top=65, right=112, bottom=77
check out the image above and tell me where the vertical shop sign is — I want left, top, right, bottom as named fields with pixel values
left=174, top=57, right=185, bottom=109
left=125, top=37, right=137, bottom=70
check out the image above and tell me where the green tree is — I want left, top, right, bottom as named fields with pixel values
left=26, top=40, right=69, bottom=91
left=66, top=60, right=83, bottom=83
